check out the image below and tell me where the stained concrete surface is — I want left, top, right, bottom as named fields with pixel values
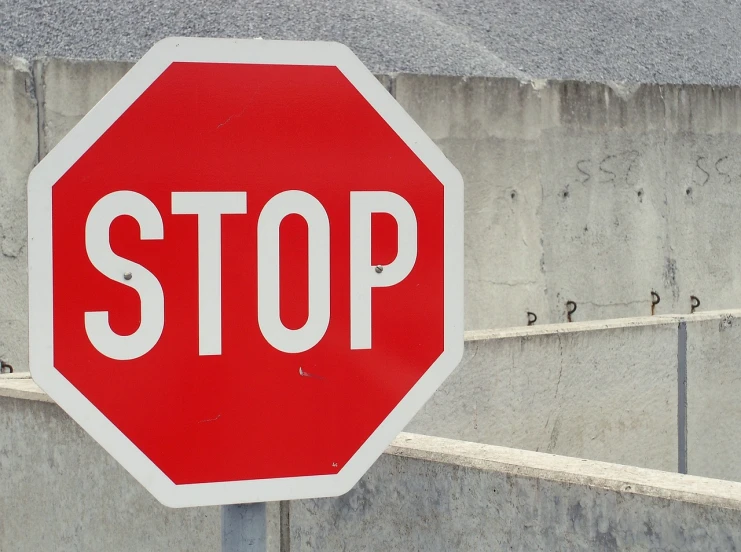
left=6, top=383, right=741, bottom=551
left=292, top=433, right=741, bottom=551
left=6, top=310, right=741, bottom=489
left=6, top=62, right=741, bottom=370
left=34, top=58, right=134, bottom=157
left=406, top=316, right=680, bottom=473
left=394, top=75, right=741, bottom=329
left=686, top=311, right=741, bottom=483
left=0, top=56, right=37, bottom=374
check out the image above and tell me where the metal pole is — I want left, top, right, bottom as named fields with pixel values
left=222, top=503, right=267, bottom=552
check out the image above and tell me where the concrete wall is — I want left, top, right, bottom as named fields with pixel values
left=33, top=58, right=133, bottom=156
left=407, top=316, right=680, bottom=473
left=394, top=76, right=741, bottom=329
left=5, top=299, right=741, bottom=485
left=406, top=309, right=741, bottom=482
left=0, top=57, right=37, bottom=375
left=3, top=310, right=741, bottom=484
left=686, top=311, right=741, bottom=482
left=292, top=432, right=741, bottom=551
left=6, top=59, right=741, bottom=371
left=5, top=390, right=741, bottom=552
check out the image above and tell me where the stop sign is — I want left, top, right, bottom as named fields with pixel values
left=28, top=38, right=463, bottom=507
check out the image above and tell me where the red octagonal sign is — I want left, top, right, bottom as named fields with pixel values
left=28, top=38, right=463, bottom=507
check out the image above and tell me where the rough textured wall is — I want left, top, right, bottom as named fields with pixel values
left=406, top=310, right=741, bottom=482
left=406, top=317, right=679, bottom=473
left=291, top=433, right=741, bottom=551
left=7, top=60, right=741, bottom=376
left=395, top=75, right=741, bottom=329
left=686, top=312, right=741, bottom=482
left=6, top=385, right=741, bottom=552
left=7, top=310, right=741, bottom=498
left=0, top=57, right=37, bottom=373
left=34, top=58, right=134, bottom=156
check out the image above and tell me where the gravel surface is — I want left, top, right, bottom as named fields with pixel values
left=2, top=0, right=741, bottom=83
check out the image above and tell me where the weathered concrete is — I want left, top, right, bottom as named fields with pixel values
left=292, top=433, right=741, bottom=551
left=0, top=372, right=53, bottom=402
left=34, top=58, right=133, bottom=156
left=11, top=298, right=741, bottom=484
left=0, top=58, right=133, bottom=375
left=407, top=316, right=680, bottom=472
left=5, top=61, right=741, bottom=335
left=408, top=310, right=741, bottom=479
left=394, top=75, right=549, bottom=330
left=6, top=381, right=741, bottom=551
left=686, top=311, right=741, bottom=482
left=12, top=308, right=741, bottom=480
left=395, top=75, right=741, bottom=329
left=13, top=62, right=741, bottom=332
left=0, top=56, right=37, bottom=374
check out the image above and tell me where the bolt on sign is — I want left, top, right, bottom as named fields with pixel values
left=28, top=38, right=464, bottom=508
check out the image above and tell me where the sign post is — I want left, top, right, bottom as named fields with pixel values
left=27, top=37, right=463, bottom=515
left=222, top=503, right=267, bottom=551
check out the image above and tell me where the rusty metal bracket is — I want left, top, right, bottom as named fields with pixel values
left=651, top=291, right=660, bottom=315
left=690, top=295, right=701, bottom=314
left=527, top=312, right=537, bottom=326
left=566, top=301, right=577, bottom=322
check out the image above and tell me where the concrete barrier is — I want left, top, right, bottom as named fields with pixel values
left=407, top=310, right=741, bottom=481
left=9, top=307, right=741, bottom=479
left=292, top=433, right=741, bottom=551
left=407, top=316, right=681, bottom=473
left=4, top=60, right=741, bottom=336
left=393, top=75, right=550, bottom=330
left=0, top=56, right=37, bottom=374
left=686, top=311, right=741, bottom=482
left=4, top=386, right=741, bottom=551
left=6, top=58, right=741, bottom=376
left=395, top=75, right=741, bottom=329
left=33, top=58, right=133, bottom=157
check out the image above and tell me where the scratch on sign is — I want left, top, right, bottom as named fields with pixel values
left=299, top=367, right=324, bottom=380
left=216, top=108, right=247, bottom=130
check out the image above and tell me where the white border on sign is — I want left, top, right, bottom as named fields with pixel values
left=27, top=37, right=464, bottom=508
